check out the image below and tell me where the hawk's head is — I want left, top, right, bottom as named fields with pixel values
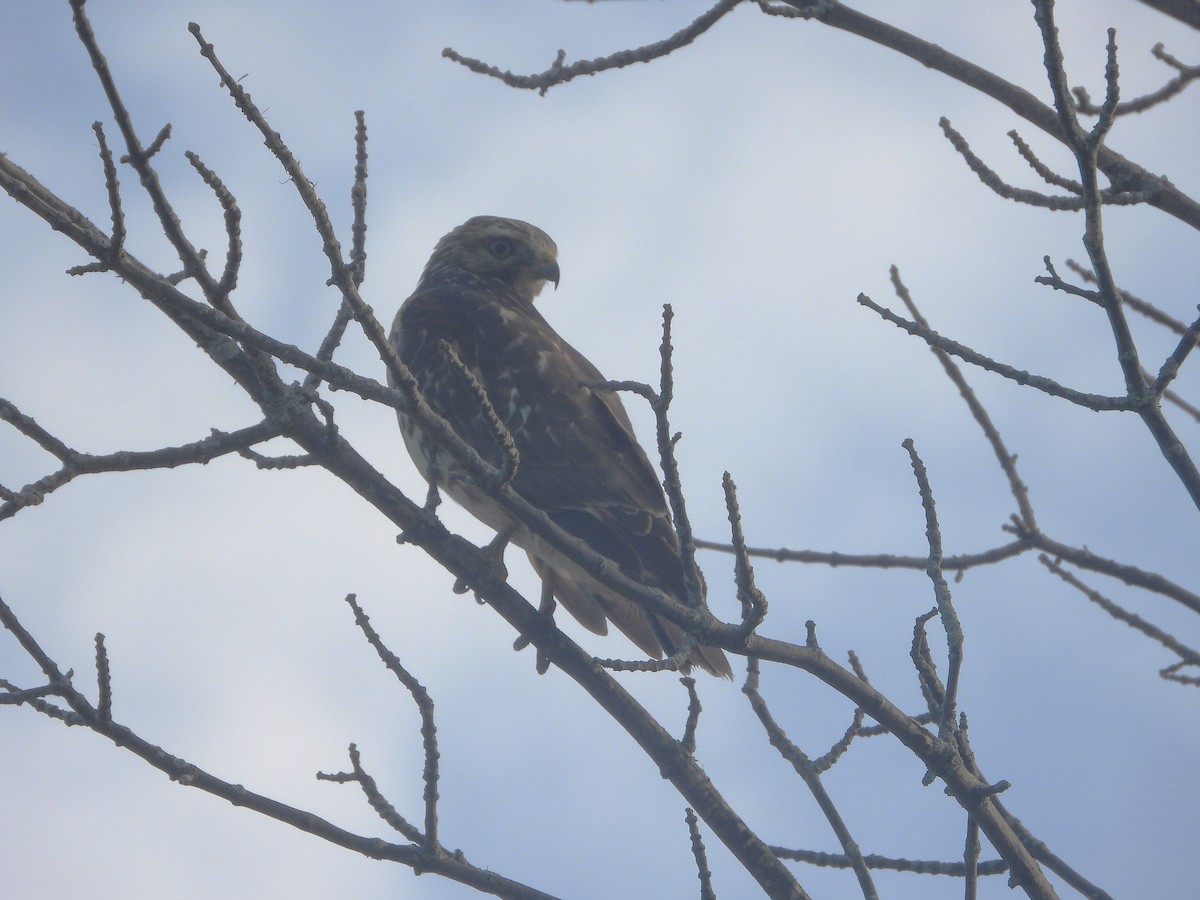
left=419, top=216, right=560, bottom=304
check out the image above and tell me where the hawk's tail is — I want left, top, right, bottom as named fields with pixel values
left=530, top=555, right=733, bottom=678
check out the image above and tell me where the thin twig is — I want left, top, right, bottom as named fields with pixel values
left=722, top=472, right=768, bottom=635
left=890, top=267, right=1038, bottom=531
left=94, top=633, right=112, bottom=723
left=1072, top=42, right=1200, bottom=117
left=653, top=306, right=707, bottom=611
left=695, top=537, right=1032, bottom=573
left=680, top=676, right=702, bottom=755
left=582, top=306, right=709, bottom=611
left=903, top=440, right=962, bottom=736
left=684, top=808, right=718, bottom=900
left=1015, top=526, right=1200, bottom=615
left=941, top=119, right=1083, bottom=210
left=344, top=594, right=441, bottom=847
left=436, top=340, right=519, bottom=492
left=184, top=151, right=242, bottom=302
left=1008, top=129, right=1082, bottom=193
left=1152, top=307, right=1200, bottom=396
left=743, top=657, right=875, bottom=899
left=71, top=2, right=226, bottom=307
left=442, top=0, right=743, bottom=95
left=317, top=744, right=423, bottom=843
left=350, top=110, right=368, bottom=286
left=963, top=796, right=981, bottom=900
left=769, top=845, right=1009, bottom=877
left=856, top=293, right=1136, bottom=411
left=1038, top=556, right=1200, bottom=675
left=910, top=609, right=944, bottom=722
left=1065, top=259, right=1190, bottom=333
left=0, top=410, right=286, bottom=522
left=92, top=121, right=124, bottom=264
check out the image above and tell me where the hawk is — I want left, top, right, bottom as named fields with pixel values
left=389, top=216, right=731, bottom=678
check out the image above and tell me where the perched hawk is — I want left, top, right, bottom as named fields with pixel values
left=389, top=216, right=731, bottom=678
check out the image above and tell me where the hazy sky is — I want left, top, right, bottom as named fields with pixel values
left=2, top=2, right=1197, bottom=898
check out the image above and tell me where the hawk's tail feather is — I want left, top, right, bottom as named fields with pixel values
left=527, top=554, right=611, bottom=637
left=653, top=615, right=734, bottom=680
left=529, top=554, right=733, bottom=678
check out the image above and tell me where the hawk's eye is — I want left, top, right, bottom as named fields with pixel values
left=488, top=237, right=514, bottom=258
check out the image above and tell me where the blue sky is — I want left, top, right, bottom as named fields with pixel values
left=2, top=2, right=1198, bottom=898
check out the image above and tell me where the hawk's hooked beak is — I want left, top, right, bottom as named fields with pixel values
left=537, top=258, right=561, bottom=290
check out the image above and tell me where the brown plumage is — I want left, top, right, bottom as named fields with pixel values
left=389, top=216, right=731, bottom=677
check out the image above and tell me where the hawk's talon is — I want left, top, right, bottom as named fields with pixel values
left=464, top=524, right=515, bottom=602
left=513, top=581, right=558, bottom=657
left=481, top=524, right=514, bottom=580
left=456, top=515, right=511, bottom=602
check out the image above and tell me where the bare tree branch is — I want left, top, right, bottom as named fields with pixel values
left=8, top=2, right=1191, bottom=896
left=1134, top=0, right=1200, bottom=29
left=1038, top=556, right=1200, bottom=678
left=1073, top=41, right=1200, bottom=115
left=0, top=406, right=286, bottom=521
left=1, top=596, right=559, bottom=900
left=855, top=292, right=1135, bottom=410
left=342, top=594, right=443, bottom=845
left=744, top=657, right=877, bottom=899
left=684, top=807, right=718, bottom=900
left=443, top=0, right=743, bottom=96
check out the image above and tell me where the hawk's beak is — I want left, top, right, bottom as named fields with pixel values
left=537, top=258, right=561, bottom=290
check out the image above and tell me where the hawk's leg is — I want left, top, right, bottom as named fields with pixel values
left=422, top=481, right=441, bottom=514
left=453, top=522, right=514, bottom=597
left=513, top=576, right=558, bottom=674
